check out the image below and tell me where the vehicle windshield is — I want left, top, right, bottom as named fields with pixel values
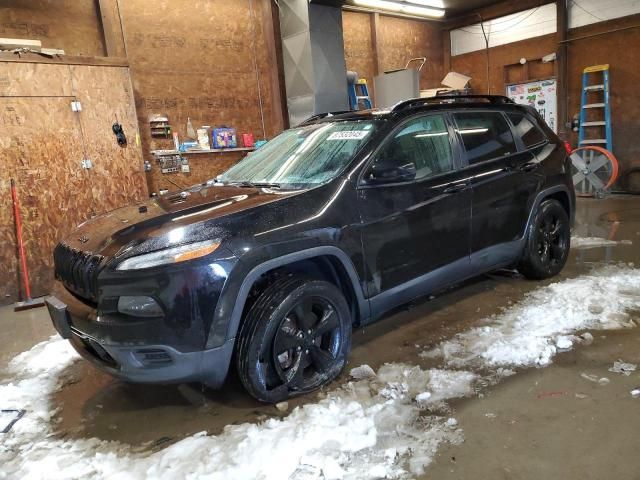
left=217, top=120, right=377, bottom=189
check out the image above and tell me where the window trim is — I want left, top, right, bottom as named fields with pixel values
left=357, top=112, right=462, bottom=189
left=504, top=111, right=549, bottom=151
left=451, top=109, right=520, bottom=168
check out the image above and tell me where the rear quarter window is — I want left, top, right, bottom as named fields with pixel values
left=507, top=112, right=547, bottom=148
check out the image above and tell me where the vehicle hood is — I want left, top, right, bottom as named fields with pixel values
left=62, top=184, right=302, bottom=257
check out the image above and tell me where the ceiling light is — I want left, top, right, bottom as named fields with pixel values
left=353, top=0, right=445, bottom=18
left=405, top=0, right=445, bottom=8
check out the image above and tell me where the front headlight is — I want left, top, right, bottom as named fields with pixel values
left=116, top=239, right=220, bottom=271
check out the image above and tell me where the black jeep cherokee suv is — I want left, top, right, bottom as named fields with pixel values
left=47, top=95, right=575, bottom=402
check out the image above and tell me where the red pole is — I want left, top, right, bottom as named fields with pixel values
left=10, top=179, right=32, bottom=300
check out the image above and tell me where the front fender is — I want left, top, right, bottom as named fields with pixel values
left=205, top=246, right=369, bottom=348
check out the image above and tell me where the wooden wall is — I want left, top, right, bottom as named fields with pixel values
left=0, top=0, right=105, bottom=55
left=446, top=13, right=640, bottom=181
left=343, top=10, right=444, bottom=104
left=118, top=0, right=284, bottom=193
left=0, top=62, right=146, bottom=304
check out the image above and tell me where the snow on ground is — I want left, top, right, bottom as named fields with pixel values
left=423, top=264, right=640, bottom=369
left=0, top=339, right=476, bottom=480
left=571, top=236, right=632, bottom=249
left=2, top=264, right=640, bottom=479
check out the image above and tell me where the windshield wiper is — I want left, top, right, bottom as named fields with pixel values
left=229, top=181, right=281, bottom=189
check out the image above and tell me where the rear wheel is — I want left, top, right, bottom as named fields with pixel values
left=518, top=199, right=570, bottom=280
left=236, top=275, right=352, bottom=403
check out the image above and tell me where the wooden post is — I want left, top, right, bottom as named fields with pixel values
left=370, top=12, right=382, bottom=76
left=556, top=0, right=569, bottom=139
left=96, top=0, right=126, bottom=57
left=259, top=0, right=287, bottom=134
left=442, top=28, right=451, bottom=74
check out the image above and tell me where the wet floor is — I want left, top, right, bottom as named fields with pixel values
left=1, top=196, right=639, bottom=475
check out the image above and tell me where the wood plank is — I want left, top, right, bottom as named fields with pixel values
left=556, top=0, right=568, bottom=138
left=258, top=0, right=286, bottom=136
left=0, top=51, right=128, bottom=67
left=442, top=28, right=451, bottom=74
left=371, top=13, right=382, bottom=77
left=96, top=0, right=127, bottom=57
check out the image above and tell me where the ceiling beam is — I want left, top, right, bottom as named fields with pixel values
left=444, top=0, right=554, bottom=30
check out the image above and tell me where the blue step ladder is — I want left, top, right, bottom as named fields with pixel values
left=579, top=64, right=612, bottom=152
left=348, top=79, right=372, bottom=110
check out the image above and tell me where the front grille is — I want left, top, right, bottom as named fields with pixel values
left=53, top=243, right=105, bottom=302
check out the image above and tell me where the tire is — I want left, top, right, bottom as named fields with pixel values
left=236, top=275, right=352, bottom=403
left=518, top=199, right=571, bottom=280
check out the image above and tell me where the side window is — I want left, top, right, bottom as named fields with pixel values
left=453, top=112, right=516, bottom=164
left=372, top=114, right=454, bottom=181
left=507, top=112, right=547, bottom=148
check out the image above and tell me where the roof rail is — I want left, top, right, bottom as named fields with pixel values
left=298, top=110, right=352, bottom=126
left=391, top=94, right=514, bottom=112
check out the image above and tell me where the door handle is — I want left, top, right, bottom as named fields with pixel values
left=443, top=182, right=468, bottom=194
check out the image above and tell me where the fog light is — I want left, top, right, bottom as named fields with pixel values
left=117, top=296, right=164, bottom=318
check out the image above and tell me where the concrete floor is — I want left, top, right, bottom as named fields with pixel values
left=1, top=196, right=639, bottom=477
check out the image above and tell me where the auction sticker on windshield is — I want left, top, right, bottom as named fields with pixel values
left=327, top=131, right=370, bottom=141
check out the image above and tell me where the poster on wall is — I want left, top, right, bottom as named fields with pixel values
left=506, top=78, right=557, bottom=133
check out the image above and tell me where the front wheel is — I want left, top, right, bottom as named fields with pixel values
left=236, top=275, right=352, bottom=403
left=518, top=199, right=571, bottom=280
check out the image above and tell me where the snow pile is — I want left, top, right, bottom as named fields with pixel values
left=423, top=265, right=640, bottom=369
left=1, top=340, right=476, bottom=480
left=571, top=236, right=632, bottom=249
left=4, top=265, right=640, bottom=479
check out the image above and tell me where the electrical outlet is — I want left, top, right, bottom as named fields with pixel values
left=181, top=164, right=190, bottom=173
left=71, top=101, right=82, bottom=112
left=81, top=159, right=93, bottom=169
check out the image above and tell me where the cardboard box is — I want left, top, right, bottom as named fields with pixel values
left=420, top=71, right=471, bottom=98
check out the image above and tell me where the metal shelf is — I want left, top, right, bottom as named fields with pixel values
left=151, top=147, right=254, bottom=155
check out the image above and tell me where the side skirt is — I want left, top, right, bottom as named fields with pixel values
left=366, top=240, right=523, bottom=324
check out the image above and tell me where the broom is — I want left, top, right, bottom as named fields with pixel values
left=11, top=179, right=45, bottom=311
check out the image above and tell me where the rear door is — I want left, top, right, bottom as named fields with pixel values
left=358, top=112, right=471, bottom=306
left=451, top=110, right=542, bottom=259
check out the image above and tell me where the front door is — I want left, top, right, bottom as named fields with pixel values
left=357, top=113, right=472, bottom=312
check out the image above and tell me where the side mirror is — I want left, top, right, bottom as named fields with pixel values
left=368, top=161, right=417, bottom=184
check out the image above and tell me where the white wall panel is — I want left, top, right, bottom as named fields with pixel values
left=450, top=4, right=557, bottom=56
left=569, top=0, right=640, bottom=29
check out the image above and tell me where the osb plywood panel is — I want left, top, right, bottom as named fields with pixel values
left=169, top=151, right=253, bottom=190
left=0, top=63, right=73, bottom=97
left=343, top=10, right=376, bottom=96
left=0, top=0, right=105, bottom=56
left=377, top=15, right=444, bottom=90
left=449, top=34, right=557, bottom=95
left=0, top=97, right=92, bottom=303
left=69, top=65, right=147, bottom=212
left=0, top=62, right=146, bottom=305
left=119, top=0, right=280, bottom=194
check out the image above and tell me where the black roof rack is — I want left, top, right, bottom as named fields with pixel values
left=298, top=110, right=352, bottom=126
left=391, top=94, right=514, bottom=112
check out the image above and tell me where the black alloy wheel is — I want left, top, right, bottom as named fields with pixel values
left=236, top=276, right=352, bottom=403
left=518, top=199, right=570, bottom=280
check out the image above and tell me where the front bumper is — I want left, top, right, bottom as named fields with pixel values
left=45, top=292, right=234, bottom=388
